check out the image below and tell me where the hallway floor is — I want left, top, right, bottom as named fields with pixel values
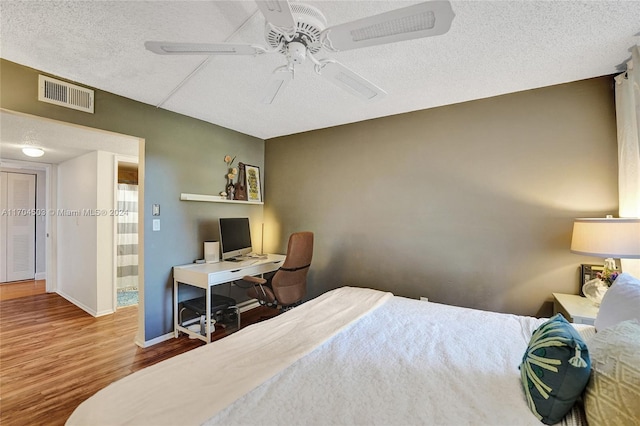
left=0, top=279, right=46, bottom=301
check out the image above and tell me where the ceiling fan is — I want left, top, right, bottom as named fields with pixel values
left=145, top=0, right=455, bottom=104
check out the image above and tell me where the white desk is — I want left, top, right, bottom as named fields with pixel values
left=173, top=254, right=285, bottom=343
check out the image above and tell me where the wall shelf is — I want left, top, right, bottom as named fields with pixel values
left=180, top=193, right=263, bottom=205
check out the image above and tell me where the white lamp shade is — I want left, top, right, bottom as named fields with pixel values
left=571, top=218, right=640, bottom=259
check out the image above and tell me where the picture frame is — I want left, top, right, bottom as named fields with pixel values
left=579, top=264, right=604, bottom=296
left=244, top=164, right=262, bottom=202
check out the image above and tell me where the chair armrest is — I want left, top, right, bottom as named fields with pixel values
left=242, top=275, right=267, bottom=285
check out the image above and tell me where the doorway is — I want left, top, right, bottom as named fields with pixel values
left=0, top=172, right=36, bottom=283
left=1, top=109, right=145, bottom=345
left=115, top=159, right=139, bottom=308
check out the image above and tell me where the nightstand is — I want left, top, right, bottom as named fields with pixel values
left=552, top=293, right=599, bottom=326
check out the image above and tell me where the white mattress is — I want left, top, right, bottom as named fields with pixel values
left=68, top=287, right=592, bottom=425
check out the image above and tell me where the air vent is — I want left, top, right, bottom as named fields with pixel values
left=38, top=75, right=94, bottom=113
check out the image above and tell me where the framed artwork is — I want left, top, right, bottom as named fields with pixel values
left=579, top=264, right=604, bottom=296
left=245, top=164, right=262, bottom=202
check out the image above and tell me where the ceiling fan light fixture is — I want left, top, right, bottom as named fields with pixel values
left=146, top=0, right=454, bottom=102
left=22, top=147, right=45, bottom=158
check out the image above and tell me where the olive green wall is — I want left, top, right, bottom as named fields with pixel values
left=1, top=59, right=264, bottom=341
left=264, top=77, right=618, bottom=317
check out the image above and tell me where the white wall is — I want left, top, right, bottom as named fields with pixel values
left=96, top=151, right=115, bottom=315
left=57, top=150, right=115, bottom=316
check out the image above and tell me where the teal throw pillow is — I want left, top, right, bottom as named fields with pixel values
left=520, top=314, right=591, bottom=424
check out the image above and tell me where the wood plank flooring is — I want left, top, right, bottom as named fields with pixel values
left=0, top=279, right=46, bottom=301
left=0, top=292, right=277, bottom=426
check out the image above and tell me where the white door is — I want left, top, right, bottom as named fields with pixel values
left=0, top=172, right=36, bottom=282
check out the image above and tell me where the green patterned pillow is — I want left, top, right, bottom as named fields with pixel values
left=520, top=314, right=591, bottom=424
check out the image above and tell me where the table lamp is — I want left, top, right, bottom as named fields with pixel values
left=570, top=217, right=640, bottom=304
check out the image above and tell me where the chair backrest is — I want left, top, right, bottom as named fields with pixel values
left=272, top=232, right=314, bottom=306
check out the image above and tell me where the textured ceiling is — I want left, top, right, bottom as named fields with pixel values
left=1, top=1, right=639, bottom=140
left=0, top=111, right=139, bottom=165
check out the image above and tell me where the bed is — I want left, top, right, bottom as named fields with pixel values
left=67, top=285, right=630, bottom=425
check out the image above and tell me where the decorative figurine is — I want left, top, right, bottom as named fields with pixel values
left=234, top=162, right=247, bottom=201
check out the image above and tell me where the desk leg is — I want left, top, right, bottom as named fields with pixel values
left=206, top=286, right=211, bottom=342
left=173, top=278, right=179, bottom=338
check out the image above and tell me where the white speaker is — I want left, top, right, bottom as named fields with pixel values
left=204, top=241, right=220, bottom=263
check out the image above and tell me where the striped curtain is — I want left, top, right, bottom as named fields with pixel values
left=117, top=184, right=138, bottom=290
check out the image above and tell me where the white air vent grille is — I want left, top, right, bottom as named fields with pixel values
left=38, top=75, right=94, bottom=113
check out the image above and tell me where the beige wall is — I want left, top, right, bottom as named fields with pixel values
left=264, top=77, right=619, bottom=317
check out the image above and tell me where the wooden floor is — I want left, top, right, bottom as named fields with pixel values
left=0, top=279, right=46, bottom=301
left=0, top=292, right=277, bottom=426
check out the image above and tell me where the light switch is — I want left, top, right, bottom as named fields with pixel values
left=152, top=204, right=160, bottom=216
left=152, top=219, right=160, bottom=231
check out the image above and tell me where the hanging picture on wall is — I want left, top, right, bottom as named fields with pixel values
left=245, top=164, right=262, bottom=202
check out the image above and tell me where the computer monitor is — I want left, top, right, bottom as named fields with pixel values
left=218, top=217, right=253, bottom=260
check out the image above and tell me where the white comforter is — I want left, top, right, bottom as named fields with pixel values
left=68, top=287, right=589, bottom=425
left=209, top=291, right=551, bottom=425
left=67, top=287, right=392, bottom=425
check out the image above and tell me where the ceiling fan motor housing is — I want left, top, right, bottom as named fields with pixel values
left=287, top=41, right=307, bottom=64
left=264, top=3, right=327, bottom=55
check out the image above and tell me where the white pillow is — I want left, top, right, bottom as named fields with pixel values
left=583, top=320, right=640, bottom=425
left=595, top=272, right=640, bottom=331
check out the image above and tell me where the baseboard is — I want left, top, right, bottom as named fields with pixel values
left=35, top=272, right=46, bottom=281
left=56, top=290, right=99, bottom=317
left=139, top=332, right=174, bottom=348
left=95, top=308, right=115, bottom=317
left=138, top=300, right=260, bottom=348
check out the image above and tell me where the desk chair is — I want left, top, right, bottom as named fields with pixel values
left=179, top=294, right=239, bottom=335
left=243, top=232, right=313, bottom=310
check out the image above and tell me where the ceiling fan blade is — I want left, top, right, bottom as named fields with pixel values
left=321, top=1, right=455, bottom=52
left=261, top=69, right=293, bottom=104
left=317, top=61, right=386, bottom=101
left=145, top=41, right=263, bottom=56
left=255, top=0, right=295, bottom=35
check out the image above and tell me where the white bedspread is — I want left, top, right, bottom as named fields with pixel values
left=208, top=295, right=568, bottom=426
left=68, top=287, right=591, bottom=425
left=66, top=287, right=392, bottom=425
